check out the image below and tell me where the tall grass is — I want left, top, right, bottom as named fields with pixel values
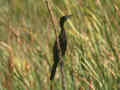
left=0, top=0, right=120, bottom=90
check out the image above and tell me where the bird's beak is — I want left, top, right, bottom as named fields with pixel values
left=67, top=15, right=72, bottom=18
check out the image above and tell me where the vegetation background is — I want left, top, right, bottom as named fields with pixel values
left=0, top=0, right=120, bottom=90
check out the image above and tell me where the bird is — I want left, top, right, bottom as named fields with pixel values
left=50, top=15, right=72, bottom=80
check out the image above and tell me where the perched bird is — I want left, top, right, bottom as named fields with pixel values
left=50, top=15, right=72, bottom=80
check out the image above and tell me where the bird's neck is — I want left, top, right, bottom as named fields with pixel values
left=59, top=26, right=66, bottom=40
left=60, top=25, right=66, bottom=34
left=60, top=22, right=65, bottom=32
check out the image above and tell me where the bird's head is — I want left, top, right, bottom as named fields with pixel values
left=60, top=15, right=72, bottom=27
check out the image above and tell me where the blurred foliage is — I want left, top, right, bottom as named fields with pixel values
left=0, top=0, right=120, bottom=90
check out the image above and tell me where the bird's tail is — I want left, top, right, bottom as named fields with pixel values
left=50, top=62, right=58, bottom=80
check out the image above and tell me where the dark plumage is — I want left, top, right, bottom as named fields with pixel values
left=50, top=15, right=72, bottom=80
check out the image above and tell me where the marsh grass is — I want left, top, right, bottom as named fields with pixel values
left=0, top=0, right=120, bottom=90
